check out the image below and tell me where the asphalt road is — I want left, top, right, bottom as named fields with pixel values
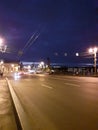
left=9, top=74, right=98, bottom=130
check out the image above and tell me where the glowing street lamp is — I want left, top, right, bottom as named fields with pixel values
left=0, top=38, right=7, bottom=53
left=89, top=47, right=98, bottom=75
left=76, top=52, right=79, bottom=56
left=0, top=38, right=3, bottom=45
left=0, top=60, right=4, bottom=64
left=0, top=60, right=4, bottom=71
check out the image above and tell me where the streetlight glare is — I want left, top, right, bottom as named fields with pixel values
left=11, top=64, right=14, bottom=67
left=89, top=48, right=93, bottom=53
left=0, top=38, right=3, bottom=46
left=0, top=38, right=7, bottom=53
left=76, top=53, right=79, bottom=56
left=40, top=61, right=44, bottom=65
left=89, top=47, right=98, bottom=53
left=94, top=47, right=98, bottom=53
left=0, top=60, right=4, bottom=64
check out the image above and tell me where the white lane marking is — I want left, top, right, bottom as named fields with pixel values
left=41, top=84, right=53, bottom=89
left=64, top=83, right=80, bottom=87
left=49, top=77, right=79, bottom=82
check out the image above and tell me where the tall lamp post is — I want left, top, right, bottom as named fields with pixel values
left=89, top=47, right=98, bottom=75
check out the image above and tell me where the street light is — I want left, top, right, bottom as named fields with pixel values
left=89, top=47, right=98, bottom=75
left=0, top=38, right=7, bottom=53
left=0, top=60, right=4, bottom=72
left=76, top=52, right=79, bottom=56
left=0, top=60, right=4, bottom=64
left=0, top=38, right=3, bottom=45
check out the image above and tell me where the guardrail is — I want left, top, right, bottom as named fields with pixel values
left=6, top=78, right=32, bottom=130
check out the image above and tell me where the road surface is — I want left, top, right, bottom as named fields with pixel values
left=9, top=74, right=98, bottom=130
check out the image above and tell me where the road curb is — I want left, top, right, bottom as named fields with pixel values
left=6, top=78, right=32, bottom=130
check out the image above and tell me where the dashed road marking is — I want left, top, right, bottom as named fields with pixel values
left=41, top=84, right=53, bottom=89
left=64, top=83, right=80, bottom=87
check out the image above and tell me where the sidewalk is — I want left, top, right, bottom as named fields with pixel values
left=0, top=78, right=17, bottom=130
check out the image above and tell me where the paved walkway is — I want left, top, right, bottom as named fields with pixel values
left=0, top=78, right=17, bottom=130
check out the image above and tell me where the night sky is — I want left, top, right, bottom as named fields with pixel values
left=0, top=0, right=97, bottom=64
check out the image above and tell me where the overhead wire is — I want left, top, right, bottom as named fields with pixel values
left=17, top=30, right=41, bottom=60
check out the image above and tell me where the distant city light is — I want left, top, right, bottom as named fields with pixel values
left=0, top=60, right=4, bottom=64
left=11, top=64, right=14, bottom=67
left=64, top=53, right=67, bottom=56
left=88, top=47, right=98, bottom=75
left=54, top=52, right=58, bottom=56
left=40, top=61, right=44, bottom=66
left=28, top=65, right=31, bottom=69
